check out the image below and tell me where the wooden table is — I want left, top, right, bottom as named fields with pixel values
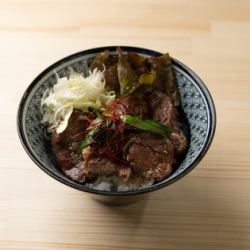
left=1, top=1, right=250, bottom=249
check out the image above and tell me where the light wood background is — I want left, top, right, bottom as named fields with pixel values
left=1, top=0, right=250, bottom=249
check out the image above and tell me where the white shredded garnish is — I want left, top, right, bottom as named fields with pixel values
left=41, top=68, right=116, bottom=133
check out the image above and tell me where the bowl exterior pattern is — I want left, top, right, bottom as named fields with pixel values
left=18, top=47, right=216, bottom=195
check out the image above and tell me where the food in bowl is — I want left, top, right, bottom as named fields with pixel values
left=40, top=47, right=189, bottom=191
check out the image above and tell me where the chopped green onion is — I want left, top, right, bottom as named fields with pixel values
left=79, top=118, right=102, bottom=151
left=79, top=137, right=92, bottom=151
left=79, top=127, right=100, bottom=151
left=79, top=114, right=172, bottom=152
left=123, top=115, right=172, bottom=137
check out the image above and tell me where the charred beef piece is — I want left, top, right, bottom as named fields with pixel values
left=90, top=50, right=115, bottom=71
left=51, top=109, right=88, bottom=183
left=103, top=64, right=120, bottom=93
left=90, top=51, right=120, bottom=93
left=82, top=147, right=132, bottom=182
left=121, top=95, right=148, bottom=118
left=52, top=108, right=133, bottom=184
left=51, top=109, right=88, bottom=145
left=85, top=157, right=132, bottom=182
left=169, top=130, right=188, bottom=154
left=149, top=90, right=178, bottom=127
left=147, top=54, right=181, bottom=106
left=127, top=51, right=149, bottom=76
left=123, top=132, right=175, bottom=182
left=149, top=90, right=188, bottom=154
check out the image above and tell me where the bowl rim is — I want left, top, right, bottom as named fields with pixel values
left=17, top=46, right=216, bottom=196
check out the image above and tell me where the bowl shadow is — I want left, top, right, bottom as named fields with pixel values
left=90, top=178, right=249, bottom=249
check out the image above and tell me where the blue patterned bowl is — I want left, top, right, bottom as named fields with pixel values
left=17, top=46, right=216, bottom=198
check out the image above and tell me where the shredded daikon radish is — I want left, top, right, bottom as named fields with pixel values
left=41, top=68, right=115, bottom=133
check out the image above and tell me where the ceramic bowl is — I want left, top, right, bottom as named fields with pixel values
left=17, top=46, right=216, bottom=204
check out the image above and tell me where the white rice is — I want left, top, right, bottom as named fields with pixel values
left=84, top=176, right=153, bottom=192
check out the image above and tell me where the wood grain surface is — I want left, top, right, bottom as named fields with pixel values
left=1, top=0, right=250, bottom=249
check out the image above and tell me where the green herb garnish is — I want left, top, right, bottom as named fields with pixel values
left=123, top=115, right=172, bottom=137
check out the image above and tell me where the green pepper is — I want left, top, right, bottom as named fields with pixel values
left=117, top=48, right=137, bottom=94
left=139, top=70, right=157, bottom=85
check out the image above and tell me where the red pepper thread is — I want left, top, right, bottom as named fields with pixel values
left=81, top=100, right=128, bottom=164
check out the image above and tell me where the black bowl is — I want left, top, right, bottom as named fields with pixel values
left=17, top=46, right=216, bottom=204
